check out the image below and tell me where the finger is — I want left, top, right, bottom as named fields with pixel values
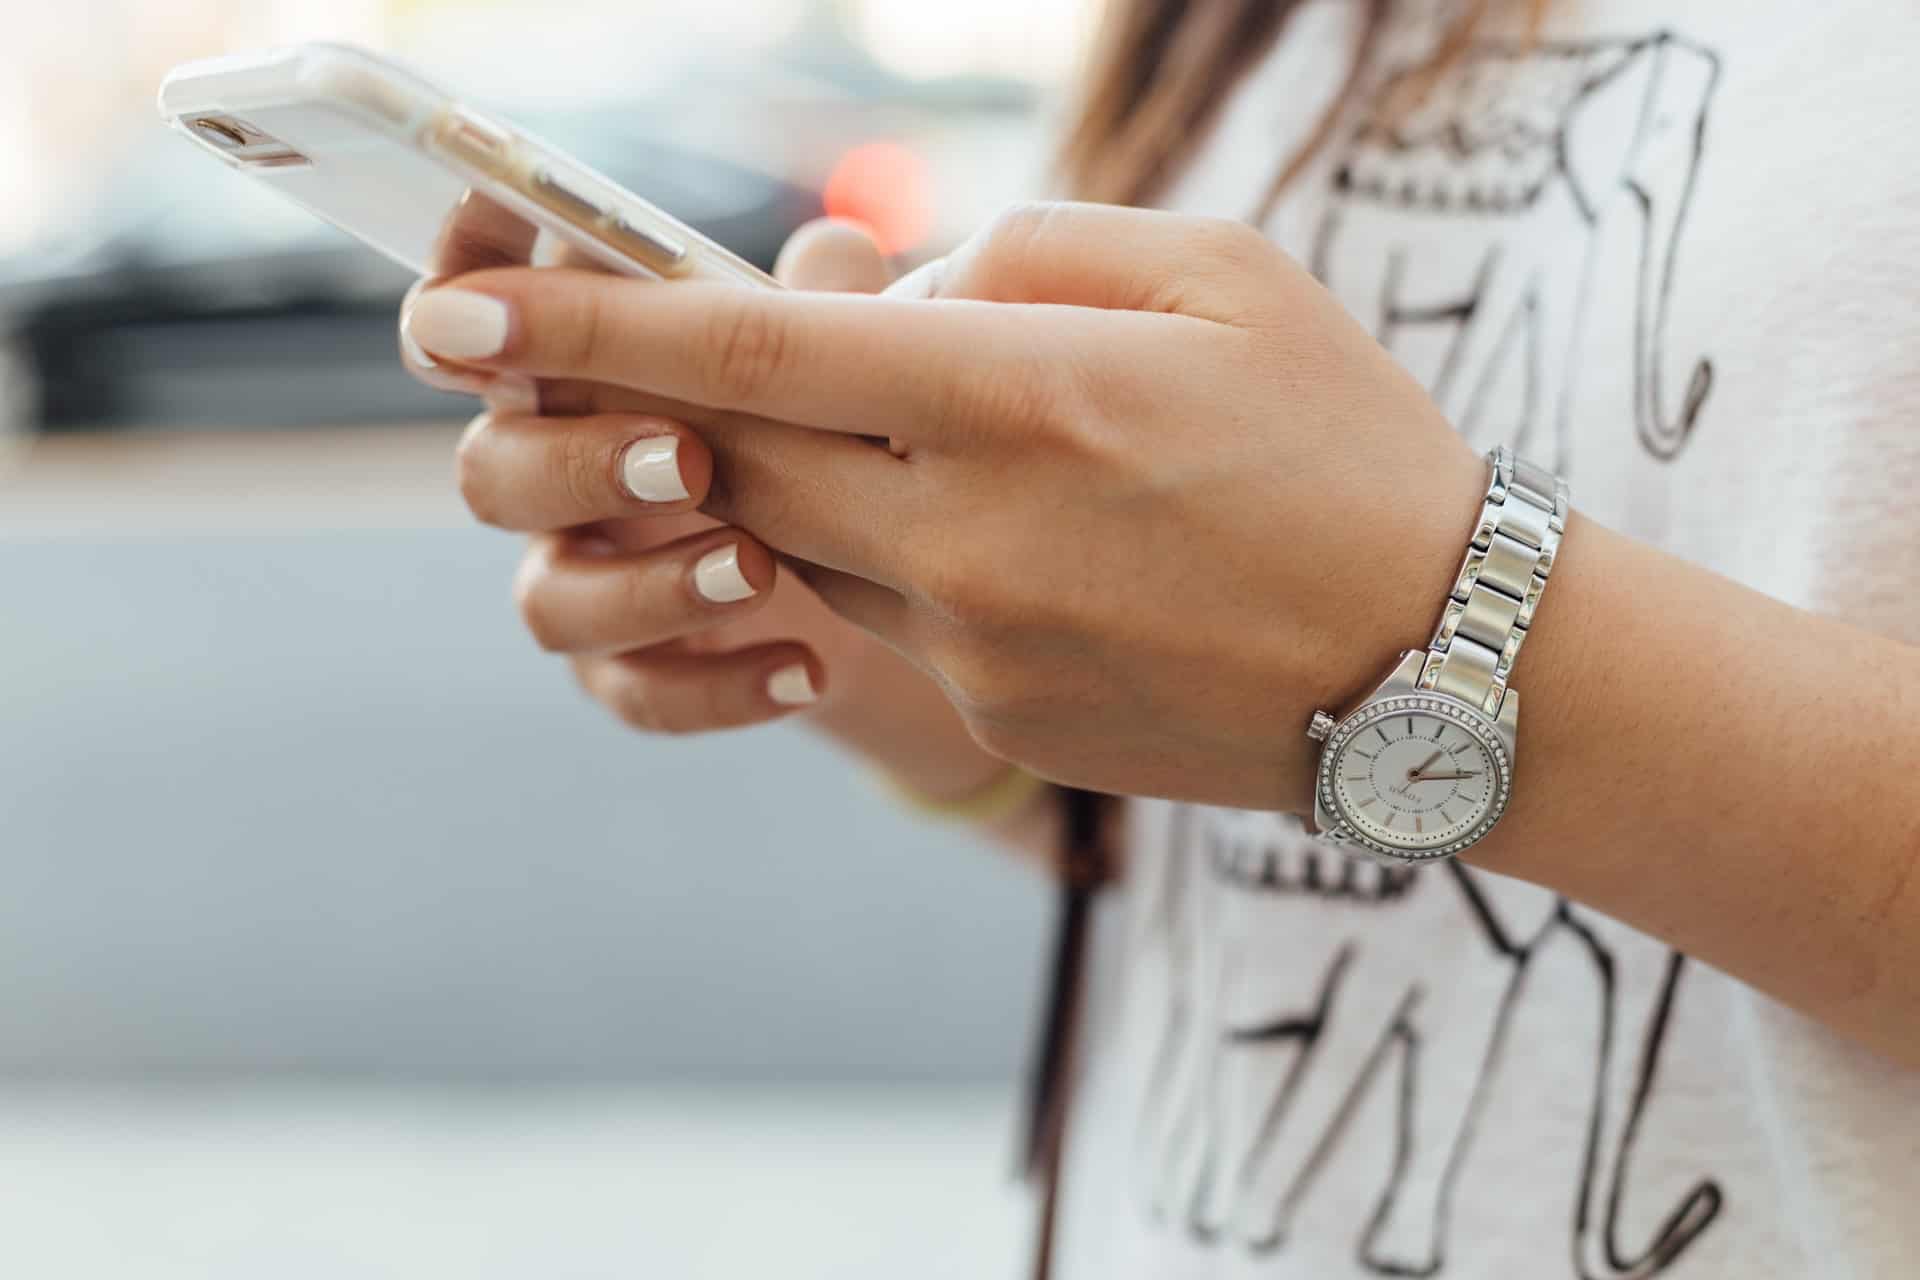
left=576, top=511, right=723, bottom=556
left=534, top=377, right=672, bottom=418
left=401, top=268, right=1060, bottom=444
left=774, top=219, right=894, bottom=293
left=515, top=527, right=774, bottom=655
left=457, top=411, right=712, bottom=532
left=429, top=189, right=542, bottom=277
left=939, top=202, right=1274, bottom=321
left=400, top=277, right=540, bottom=406
left=572, top=642, right=823, bottom=734
left=460, top=405, right=909, bottom=580
left=400, top=193, right=548, bottom=402
left=693, top=413, right=913, bottom=583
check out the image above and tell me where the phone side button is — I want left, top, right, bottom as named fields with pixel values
left=605, top=214, right=689, bottom=275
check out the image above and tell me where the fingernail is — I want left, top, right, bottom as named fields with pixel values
left=621, top=435, right=689, bottom=503
left=485, top=374, right=540, bottom=415
left=404, top=288, right=510, bottom=359
left=693, top=544, right=756, bottom=603
left=399, top=323, right=439, bottom=370
left=767, top=663, right=817, bottom=706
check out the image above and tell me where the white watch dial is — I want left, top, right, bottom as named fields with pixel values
left=1322, top=698, right=1510, bottom=855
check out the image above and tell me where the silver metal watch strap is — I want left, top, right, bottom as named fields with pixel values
left=1418, top=447, right=1568, bottom=716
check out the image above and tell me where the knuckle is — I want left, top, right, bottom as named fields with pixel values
left=703, top=298, right=791, bottom=402
left=565, top=287, right=613, bottom=374
left=975, top=201, right=1059, bottom=278
left=1192, top=216, right=1271, bottom=274
left=934, top=343, right=1077, bottom=446
left=619, top=557, right=682, bottom=628
left=1017, top=359, right=1092, bottom=450
left=551, top=425, right=607, bottom=516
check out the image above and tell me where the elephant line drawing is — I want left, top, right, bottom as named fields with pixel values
left=1125, top=806, right=1725, bottom=1277
left=1281, top=30, right=1720, bottom=469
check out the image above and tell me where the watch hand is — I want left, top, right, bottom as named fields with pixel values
left=1411, top=771, right=1481, bottom=782
left=1408, top=750, right=1443, bottom=780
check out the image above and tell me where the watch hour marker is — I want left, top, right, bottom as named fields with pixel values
left=1383, top=812, right=1395, bottom=829
left=1440, top=808, right=1454, bottom=824
left=1414, top=816, right=1423, bottom=834
left=1376, top=727, right=1389, bottom=746
left=1343, top=775, right=1366, bottom=782
left=1406, top=717, right=1414, bottom=738
left=1431, top=723, right=1444, bottom=741
left=1355, top=750, right=1376, bottom=761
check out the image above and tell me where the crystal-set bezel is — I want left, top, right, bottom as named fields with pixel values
left=1317, top=693, right=1513, bottom=863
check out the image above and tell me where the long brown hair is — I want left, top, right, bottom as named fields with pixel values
left=1057, top=0, right=1546, bottom=213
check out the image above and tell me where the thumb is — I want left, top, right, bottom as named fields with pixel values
left=773, top=218, right=894, bottom=294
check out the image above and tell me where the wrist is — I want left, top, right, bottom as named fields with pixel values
left=1281, top=443, right=1490, bottom=817
left=1298, top=447, right=1572, bottom=864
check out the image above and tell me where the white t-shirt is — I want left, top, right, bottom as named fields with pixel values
left=1053, top=3, right=1920, bottom=1277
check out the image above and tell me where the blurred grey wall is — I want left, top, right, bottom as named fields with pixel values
left=0, top=525, right=1049, bottom=1081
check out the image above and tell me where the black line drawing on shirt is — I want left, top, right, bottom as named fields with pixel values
left=1122, top=29, right=1730, bottom=1276
left=1130, top=810, right=1723, bottom=1278
left=1298, top=32, right=1720, bottom=467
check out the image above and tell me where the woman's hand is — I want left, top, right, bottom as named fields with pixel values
left=401, top=218, right=1026, bottom=808
left=403, top=202, right=1489, bottom=811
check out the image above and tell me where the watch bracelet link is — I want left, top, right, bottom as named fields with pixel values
left=1419, top=446, right=1569, bottom=716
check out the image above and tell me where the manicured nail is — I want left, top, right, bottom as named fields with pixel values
left=404, top=288, right=510, bottom=359
left=693, top=544, right=756, bottom=603
left=767, top=663, right=817, bottom=706
left=621, top=436, right=689, bottom=503
left=485, top=374, right=540, bottom=415
left=399, top=323, right=439, bottom=370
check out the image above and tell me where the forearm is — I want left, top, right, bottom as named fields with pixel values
left=1460, top=515, right=1920, bottom=1063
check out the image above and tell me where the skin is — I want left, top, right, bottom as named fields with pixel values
left=401, top=209, right=1055, bottom=857
left=405, top=201, right=1920, bottom=1067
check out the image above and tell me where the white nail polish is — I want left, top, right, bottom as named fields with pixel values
left=486, top=375, right=540, bottom=415
left=622, top=436, right=689, bottom=503
left=767, top=663, right=817, bottom=706
left=399, top=323, right=439, bottom=370
left=693, top=545, right=756, bottom=603
left=404, top=288, right=511, bottom=359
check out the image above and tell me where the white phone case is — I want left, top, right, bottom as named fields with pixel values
left=158, top=43, right=776, bottom=288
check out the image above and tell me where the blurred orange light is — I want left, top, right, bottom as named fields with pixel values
left=822, top=142, right=932, bottom=256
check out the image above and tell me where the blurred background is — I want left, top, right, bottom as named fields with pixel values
left=0, top=2, right=1090, bottom=1274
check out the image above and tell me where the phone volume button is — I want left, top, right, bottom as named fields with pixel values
left=531, top=168, right=605, bottom=221
left=606, top=213, right=688, bottom=272
left=432, top=110, right=509, bottom=168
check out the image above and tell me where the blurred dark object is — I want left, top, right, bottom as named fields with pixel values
left=0, top=112, right=816, bottom=435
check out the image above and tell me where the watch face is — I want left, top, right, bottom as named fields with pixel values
left=1319, top=695, right=1511, bottom=860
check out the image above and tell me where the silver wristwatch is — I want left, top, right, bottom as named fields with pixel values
left=1306, top=447, right=1568, bottom=865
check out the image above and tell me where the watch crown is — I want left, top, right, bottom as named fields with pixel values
left=1307, top=710, right=1335, bottom=742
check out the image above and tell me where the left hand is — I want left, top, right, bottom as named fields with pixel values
left=405, top=202, right=1490, bottom=811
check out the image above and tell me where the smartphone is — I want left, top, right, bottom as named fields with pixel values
left=158, top=42, right=777, bottom=288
